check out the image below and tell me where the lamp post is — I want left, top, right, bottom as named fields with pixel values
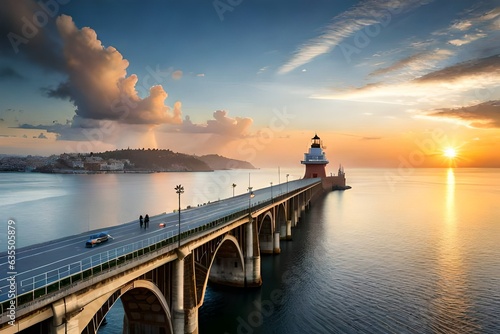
left=286, top=174, right=289, bottom=193
left=175, top=184, right=184, bottom=247
left=248, top=186, right=254, bottom=217
left=270, top=182, right=273, bottom=202
left=232, top=183, right=237, bottom=197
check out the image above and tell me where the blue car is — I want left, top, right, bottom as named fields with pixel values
left=85, top=232, right=110, bottom=247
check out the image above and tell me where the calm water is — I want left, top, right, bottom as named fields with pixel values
left=1, top=168, right=499, bottom=333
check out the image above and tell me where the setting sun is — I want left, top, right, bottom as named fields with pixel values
left=444, top=147, right=457, bottom=159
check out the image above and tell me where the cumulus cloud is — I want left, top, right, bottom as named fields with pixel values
left=178, top=110, right=253, bottom=137
left=278, top=0, right=433, bottom=74
left=207, top=110, right=253, bottom=136
left=425, top=100, right=500, bottom=128
left=46, top=15, right=182, bottom=126
left=4, top=4, right=255, bottom=147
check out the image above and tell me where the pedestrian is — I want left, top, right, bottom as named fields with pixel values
left=139, top=215, right=143, bottom=228
left=144, top=214, right=149, bottom=228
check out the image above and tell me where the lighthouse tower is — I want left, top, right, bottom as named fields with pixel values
left=301, top=134, right=329, bottom=178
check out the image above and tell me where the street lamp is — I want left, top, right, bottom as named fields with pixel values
left=232, top=183, right=237, bottom=197
left=248, top=186, right=254, bottom=216
left=286, top=174, right=289, bottom=193
left=270, top=182, right=273, bottom=201
left=175, top=184, right=184, bottom=247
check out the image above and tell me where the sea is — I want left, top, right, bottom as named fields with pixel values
left=1, top=168, right=499, bottom=333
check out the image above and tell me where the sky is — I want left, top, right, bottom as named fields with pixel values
left=1, top=0, right=500, bottom=169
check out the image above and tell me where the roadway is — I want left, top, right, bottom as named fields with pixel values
left=0, top=178, right=319, bottom=303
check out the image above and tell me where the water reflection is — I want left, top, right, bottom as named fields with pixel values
left=446, top=168, right=455, bottom=223
left=432, top=168, right=476, bottom=332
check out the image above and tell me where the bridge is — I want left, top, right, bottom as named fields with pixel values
left=0, top=178, right=326, bottom=334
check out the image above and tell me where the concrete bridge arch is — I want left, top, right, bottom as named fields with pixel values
left=276, top=203, right=289, bottom=241
left=204, top=235, right=245, bottom=291
left=258, top=212, right=274, bottom=254
left=77, top=279, right=173, bottom=334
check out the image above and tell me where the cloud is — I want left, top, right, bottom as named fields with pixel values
left=178, top=110, right=253, bottom=137
left=425, top=100, right=500, bottom=128
left=0, top=67, right=25, bottom=80
left=18, top=119, right=102, bottom=141
left=434, top=6, right=500, bottom=50
left=171, top=70, right=183, bottom=80
left=318, top=54, right=500, bottom=104
left=0, top=0, right=64, bottom=72
left=370, top=49, right=453, bottom=77
left=206, top=110, right=253, bottom=136
left=2, top=6, right=255, bottom=149
left=278, top=0, right=433, bottom=74
left=257, top=66, right=269, bottom=75
left=448, top=33, right=487, bottom=46
left=414, top=54, right=500, bottom=84
left=40, top=15, right=182, bottom=126
left=451, top=20, right=472, bottom=31
left=42, top=81, right=71, bottom=99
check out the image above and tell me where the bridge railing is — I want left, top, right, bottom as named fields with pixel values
left=1, top=229, right=177, bottom=315
left=0, top=179, right=321, bottom=315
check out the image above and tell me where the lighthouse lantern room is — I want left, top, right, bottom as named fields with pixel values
left=301, top=134, right=329, bottom=178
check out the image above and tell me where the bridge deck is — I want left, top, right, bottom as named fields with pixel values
left=0, top=178, right=320, bottom=311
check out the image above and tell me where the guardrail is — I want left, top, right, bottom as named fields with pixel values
left=0, top=178, right=321, bottom=315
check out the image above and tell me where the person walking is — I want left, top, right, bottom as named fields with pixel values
left=144, top=214, right=149, bottom=229
left=139, top=215, right=143, bottom=228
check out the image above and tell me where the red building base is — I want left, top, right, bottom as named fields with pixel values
left=303, top=164, right=327, bottom=178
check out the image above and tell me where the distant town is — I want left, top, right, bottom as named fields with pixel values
left=0, top=148, right=255, bottom=173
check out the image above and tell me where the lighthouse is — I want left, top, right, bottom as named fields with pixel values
left=301, top=134, right=349, bottom=190
left=301, top=134, right=329, bottom=178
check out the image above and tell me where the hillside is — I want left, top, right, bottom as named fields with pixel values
left=94, top=149, right=212, bottom=172
left=198, top=154, right=256, bottom=170
left=0, top=149, right=257, bottom=173
left=94, top=149, right=256, bottom=172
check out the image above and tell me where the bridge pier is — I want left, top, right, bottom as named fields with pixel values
left=273, top=232, right=280, bottom=254
left=279, top=223, right=286, bottom=240
left=173, top=255, right=185, bottom=334
left=286, top=220, right=292, bottom=240
left=244, top=219, right=262, bottom=287
left=290, top=197, right=298, bottom=227
left=50, top=295, right=82, bottom=334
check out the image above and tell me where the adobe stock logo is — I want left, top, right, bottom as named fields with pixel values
left=8, top=0, right=71, bottom=54
left=213, top=0, right=243, bottom=21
